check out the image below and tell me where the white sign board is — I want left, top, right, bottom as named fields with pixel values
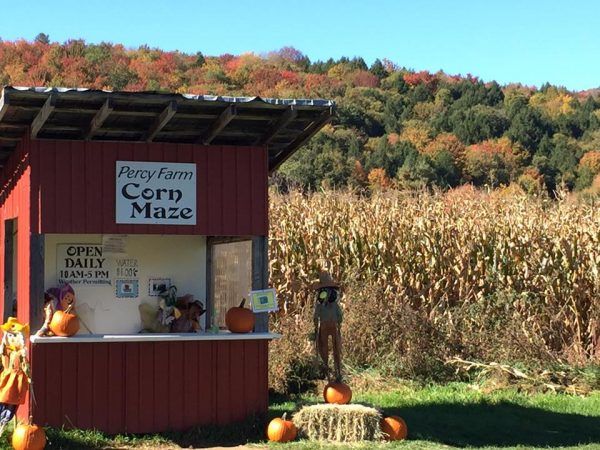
left=116, top=161, right=197, bottom=225
left=57, top=244, right=112, bottom=285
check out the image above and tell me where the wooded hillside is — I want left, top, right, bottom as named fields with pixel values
left=2, top=36, right=599, bottom=193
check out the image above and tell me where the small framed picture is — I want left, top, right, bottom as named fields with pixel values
left=149, top=278, right=171, bottom=296
left=116, top=280, right=139, bottom=298
left=248, top=288, right=278, bottom=313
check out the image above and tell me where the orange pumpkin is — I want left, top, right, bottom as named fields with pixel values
left=267, top=413, right=297, bottom=443
left=12, top=422, right=47, bottom=450
left=49, top=310, right=80, bottom=337
left=381, top=415, right=408, bottom=441
left=225, top=299, right=255, bottom=333
left=323, top=381, right=352, bottom=404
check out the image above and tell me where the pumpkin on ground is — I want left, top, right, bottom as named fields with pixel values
left=225, top=299, right=255, bottom=333
left=323, top=381, right=352, bottom=405
left=267, top=413, right=297, bottom=442
left=49, top=310, right=80, bottom=337
left=381, top=415, right=408, bottom=441
left=12, top=422, right=47, bottom=450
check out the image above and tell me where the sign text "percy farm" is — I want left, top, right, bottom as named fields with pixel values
left=116, top=161, right=197, bottom=225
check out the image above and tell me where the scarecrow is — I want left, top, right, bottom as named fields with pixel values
left=35, top=283, right=77, bottom=337
left=0, top=317, right=30, bottom=434
left=169, top=294, right=206, bottom=333
left=312, top=272, right=343, bottom=381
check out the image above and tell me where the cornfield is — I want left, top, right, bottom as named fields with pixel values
left=268, top=187, right=600, bottom=390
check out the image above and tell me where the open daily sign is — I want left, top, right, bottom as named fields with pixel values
left=116, top=161, right=197, bottom=225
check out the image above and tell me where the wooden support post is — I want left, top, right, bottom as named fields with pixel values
left=197, top=104, right=237, bottom=145
left=146, top=100, right=178, bottom=142
left=269, top=107, right=333, bottom=172
left=84, top=98, right=113, bottom=140
left=29, top=234, right=45, bottom=331
left=3, top=220, right=14, bottom=321
left=205, top=236, right=214, bottom=330
left=252, top=236, right=269, bottom=332
left=31, top=95, right=56, bottom=139
left=0, top=90, right=10, bottom=123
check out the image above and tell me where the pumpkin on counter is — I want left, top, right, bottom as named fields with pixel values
left=225, top=299, right=255, bottom=333
left=381, top=415, right=408, bottom=441
left=323, top=381, right=352, bottom=404
left=267, top=413, right=297, bottom=443
left=12, top=421, right=46, bottom=450
left=49, top=310, right=79, bottom=337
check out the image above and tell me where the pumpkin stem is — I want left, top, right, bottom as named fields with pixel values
left=29, top=415, right=33, bottom=425
left=282, top=412, right=287, bottom=420
left=239, top=299, right=246, bottom=308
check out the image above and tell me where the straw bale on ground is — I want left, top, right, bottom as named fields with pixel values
left=292, top=403, right=383, bottom=442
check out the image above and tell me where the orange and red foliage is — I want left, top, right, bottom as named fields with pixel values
left=579, top=151, right=600, bottom=174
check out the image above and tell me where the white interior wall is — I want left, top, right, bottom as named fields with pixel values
left=44, top=234, right=206, bottom=334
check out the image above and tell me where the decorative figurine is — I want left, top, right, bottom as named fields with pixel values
left=312, top=272, right=343, bottom=381
left=139, top=285, right=205, bottom=333
left=169, top=294, right=206, bottom=333
left=0, top=318, right=30, bottom=435
left=36, top=284, right=79, bottom=337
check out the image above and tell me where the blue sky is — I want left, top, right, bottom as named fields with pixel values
left=1, top=0, right=598, bottom=90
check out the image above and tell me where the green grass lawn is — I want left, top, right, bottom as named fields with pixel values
left=1, top=382, right=599, bottom=449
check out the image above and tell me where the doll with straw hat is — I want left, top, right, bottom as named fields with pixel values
left=0, top=317, right=30, bottom=433
left=312, top=271, right=343, bottom=381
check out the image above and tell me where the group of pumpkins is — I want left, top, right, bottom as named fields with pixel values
left=267, top=381, right=408, bottom=443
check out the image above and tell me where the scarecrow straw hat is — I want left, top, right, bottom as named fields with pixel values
left=0, top=317, right=29, bottom=336
left=312, top=271, right=340, bottom=290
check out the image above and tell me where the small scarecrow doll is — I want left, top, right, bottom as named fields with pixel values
left=312, top=272, right=343, bottom=381
left=0, top=317, right=30, bottom=434
left=35, top=283, right=76, bottom=337
left=169, top=294, right=206, bottom=333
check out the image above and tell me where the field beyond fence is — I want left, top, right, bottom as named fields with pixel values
left=268, top=187, right=600, bottom=392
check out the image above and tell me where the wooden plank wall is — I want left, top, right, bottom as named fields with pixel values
left=30, top=339, right=269, bottom=433
left=28, top=140, right=269, bottom=236
left=0, top=137, right=31, bottom=329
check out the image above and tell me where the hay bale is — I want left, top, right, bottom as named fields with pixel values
left=293, top=403, right=383, bottom=442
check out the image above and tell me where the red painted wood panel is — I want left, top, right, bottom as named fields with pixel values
left=28, top=140, right=269, bottom=236
left=30, top=340, right=270, bottom=434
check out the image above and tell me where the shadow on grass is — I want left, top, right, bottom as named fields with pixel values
left=385, top=401, right=600, bottom=448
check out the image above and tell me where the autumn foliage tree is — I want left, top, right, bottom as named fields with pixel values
left=0, top=37, right=599, bottom=194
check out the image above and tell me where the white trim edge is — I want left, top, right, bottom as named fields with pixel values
left=31, top=332, right=281, bottom=344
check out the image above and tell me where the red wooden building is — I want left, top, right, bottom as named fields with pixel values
left=0, top=86, right=333, bottom=433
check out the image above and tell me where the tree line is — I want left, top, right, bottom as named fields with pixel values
left=2, top=35, right=599, bottom=194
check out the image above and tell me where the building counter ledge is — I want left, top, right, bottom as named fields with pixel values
left=31, top=331, right=281, bottom=344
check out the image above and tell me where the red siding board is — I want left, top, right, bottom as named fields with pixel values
left=229, top=340, right=245, bottom=421
left=182, top=341, right=199, bottom=429
left=168, top=341, right=184, bottom=430
left=216, top=341, right=231, bottom=425
left=153, top=342, right=170, bottom=429
left=76, top=344, right=94, bottom=429
left=107, top=343, right=125, bottom=434
left=92, top=343, right=109, bottom=431
left=60, top=344, right=78, bottom=428
left=124, top=342, right=140, bottom=433
left=70, top=141, right=86, bottom=232
left=44, top=345, right=62, bottom=426
left=138, top=342, right=154, bottom=433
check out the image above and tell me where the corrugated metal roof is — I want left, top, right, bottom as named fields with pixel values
left=0, top=86, right=335, bottom=171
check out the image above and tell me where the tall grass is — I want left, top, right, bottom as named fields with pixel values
left=268, top=187, right=600, bottom=391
